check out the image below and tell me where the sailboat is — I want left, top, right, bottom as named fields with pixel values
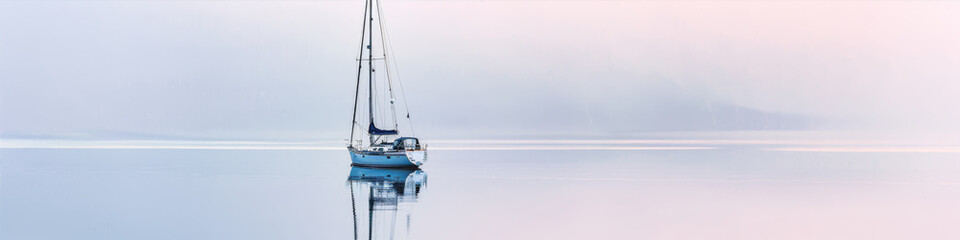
left=347, top=0, right=426, bottom=168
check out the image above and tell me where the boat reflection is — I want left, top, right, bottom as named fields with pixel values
left=347, top=166, right=427, bottom=240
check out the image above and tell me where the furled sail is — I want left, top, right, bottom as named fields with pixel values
left=368, top=123, right=398, bottom=135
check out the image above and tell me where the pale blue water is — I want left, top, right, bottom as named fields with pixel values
left=2, top=146, right=959, bottom=239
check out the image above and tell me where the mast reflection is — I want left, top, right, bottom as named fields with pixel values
left=348, top=166, right=427, bottom=240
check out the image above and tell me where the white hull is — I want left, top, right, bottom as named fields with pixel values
left=349, top=147, right=426, bottom=168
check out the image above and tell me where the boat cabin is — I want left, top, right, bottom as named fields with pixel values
left=393, top=137, right=422, bottom=150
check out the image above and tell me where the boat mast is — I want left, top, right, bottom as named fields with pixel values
left=349, top=0, right=370, bottom=148
left=367, top=0, right=375, bottom=146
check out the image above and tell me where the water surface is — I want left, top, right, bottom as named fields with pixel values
left=1, top=144, right=958, bottom=239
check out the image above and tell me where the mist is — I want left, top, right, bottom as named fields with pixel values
left=2, top=0, right=958, bottom=141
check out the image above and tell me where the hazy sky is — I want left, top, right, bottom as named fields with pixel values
left=1, top=1, right=958, bottom=141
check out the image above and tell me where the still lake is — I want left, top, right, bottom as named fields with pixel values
left=1, top=143, right=959, bottom=239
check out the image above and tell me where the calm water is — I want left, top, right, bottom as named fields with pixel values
left=2, top=145, right=959, bottom=239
